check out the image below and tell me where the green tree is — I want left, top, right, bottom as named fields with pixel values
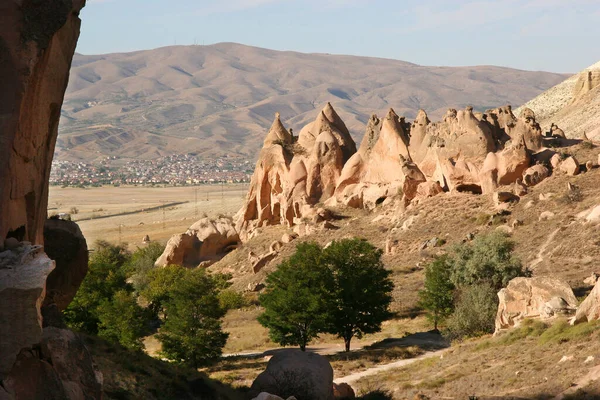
left=140, top=265, right=188, bottom=318
left=322, top=239, right=394, bottom=352
left=449, top=231, right=528, bottom=290
left=156, top=268, right=228, bottom=367
left=64, top=241, right=131, bottom=333
left=97, top=290, right=148, bottom=351
left=125, top=242, right=166, bottom=292
left=419, top=255, right=455, bottom=330
left=258, top=242, right=332, bottom=351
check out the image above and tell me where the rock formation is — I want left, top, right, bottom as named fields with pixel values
left=43, top=218, right=88, bottom=311
left=0, top=3, right=104, bottom=398
left=0, top=0, right=85, bottom=245
left=495, top=277, right=578, bottom=332
left=250, top=349, right=334, bottom=400
left=572, top=279, right=600, bottom=324
left=236, top=103, right=555, bottom=236
left=156, top=217, right=240, bottom=268
left=236, top=104, right=356, bottom=239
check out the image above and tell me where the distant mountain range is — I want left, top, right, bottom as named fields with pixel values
left=58, top=42, right=569, bottom=162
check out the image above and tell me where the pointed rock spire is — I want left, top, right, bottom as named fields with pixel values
left=264, top=112, right=292, bottom=145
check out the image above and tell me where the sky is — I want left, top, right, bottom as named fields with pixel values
left=79, top=0, right=600, bottom=73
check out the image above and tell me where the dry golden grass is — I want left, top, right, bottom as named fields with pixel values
left=354, top=318, right=600, bottom=399
left=48, top=184, right=247, bottom=250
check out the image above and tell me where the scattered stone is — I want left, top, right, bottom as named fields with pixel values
left=269, top=241, right=283, bottom=253
left=585, top=161, right=594, bottom=172
left=511, top=219, right=524, bottom=228
left=585, top=356, right=595, bottom=364
left=494, top=191, right=519, bottom=206
left=247, top=282, right=265, bottom=292
left=333, top=383, right=355, bottom=399
left=495, top=276, right=578, bottom=332
left=420, top=237, right=444, bottom=250
left=577, top=205, right=600, bottom=222
left=250, top=349, right=334, bottom=400
left=513, top=179, right=528, bottom=196
left=550, top=153, right=562, bottom=170
left=523, top=164, right=550, bottom=186
left=539, top=211, right=555, bottom=221
left=559, top=355, right=574, bottom=363
left=142, top=235, right=150, bottom=243
left=281, top=233, right=298, bottom=244
left=524, top=200, right=535, bottom=209
left=253, top=253, right=278, bottom=274
left=496, top=225, right=513, bottom=235
left=559, top=156, right=580, bottom=176
left=539, top=193, right=554, bottom=201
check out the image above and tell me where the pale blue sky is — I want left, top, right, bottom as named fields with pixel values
left=80, top=0, right=599, bottom=73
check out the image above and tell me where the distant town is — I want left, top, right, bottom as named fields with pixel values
left=50, top=154, right=254, bottom=187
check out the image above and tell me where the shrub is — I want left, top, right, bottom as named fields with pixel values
left=449, top=231, right=528, bottom=290
left=125, top=242, right=166, bottom=292
left=446, top=284, right=498, bottom=340
left=218, top=290, right=248, bottom=311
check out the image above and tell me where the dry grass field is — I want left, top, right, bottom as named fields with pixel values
left=48, top=184, right=247, bottom=250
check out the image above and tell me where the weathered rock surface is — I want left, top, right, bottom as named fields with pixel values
left=250, top=349, right=334, bottom=400
left=0, top=245, right=55, bottom=377
left=495, top=277, right=578, bottom=332
left=0, top=0, right=85, bottom=245
left=333, top=383, right=355, bottom=399
left=523, top=164, right=550, bottom=186
left=573, top=279, right=600, bottom=324
left=43, top=218, right=88, bottom=311
left=156, top=217, right=240, bottom=267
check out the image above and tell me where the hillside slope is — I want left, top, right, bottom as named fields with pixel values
left=58, top=42, right=568, bottom=162
left=517, top=60, right=600, bottom=139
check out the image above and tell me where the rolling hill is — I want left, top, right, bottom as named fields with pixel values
left=58, top=42, right=569, bottom=162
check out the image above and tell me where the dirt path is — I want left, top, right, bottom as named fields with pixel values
left=530, top=227, right=561, bottom=270
left=334, top=349, right=446, bottom=385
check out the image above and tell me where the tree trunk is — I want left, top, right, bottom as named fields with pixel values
left=344, top=337, right=351, bottom=352
left=300, top=342, right=306, bottom=351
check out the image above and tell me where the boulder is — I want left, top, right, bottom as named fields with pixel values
left=0, top=244, right=55, bottom=377
left=252, top=393, right=297, bottom=400
left=155, top=217, right=240, bottom=267
left=43, top=219, right=88, bottom=311
left=495, top=277, right=578, bottom=332
left=584, top=273, right=599, bottom=286
left=539, top=211, right=555, bottom=221
left=573, top=280, right=600, bottom=324
left=281, top=233, right=298, bottom=244
left=250, top=349, right=334, bottom=400
left=269, top=241, right=283, bottom=253
left=559, top=157, right=580, bottom=176
left=522, top=165, right=550, bottom=187
left=253, top=252, right=278, bottom=274
left=494, top=191, right=519, bottom=206
left=333, top=383, right=355, bottom=399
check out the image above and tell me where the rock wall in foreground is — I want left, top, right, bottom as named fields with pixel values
left=0, top=0, right=85, bottom=245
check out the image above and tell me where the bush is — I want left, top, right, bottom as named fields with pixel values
left=64, top=241, right=132, bottom=334
left=446, top=284, right=498, bottom=340
left=449, top=231, right=528, bottom=290
left=125, top=242, right=166, bottom=293
left=218, top=290, right=248, bottom=311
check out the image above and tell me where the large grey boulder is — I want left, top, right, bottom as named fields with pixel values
left=250, top=350, right=334, bottom=400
